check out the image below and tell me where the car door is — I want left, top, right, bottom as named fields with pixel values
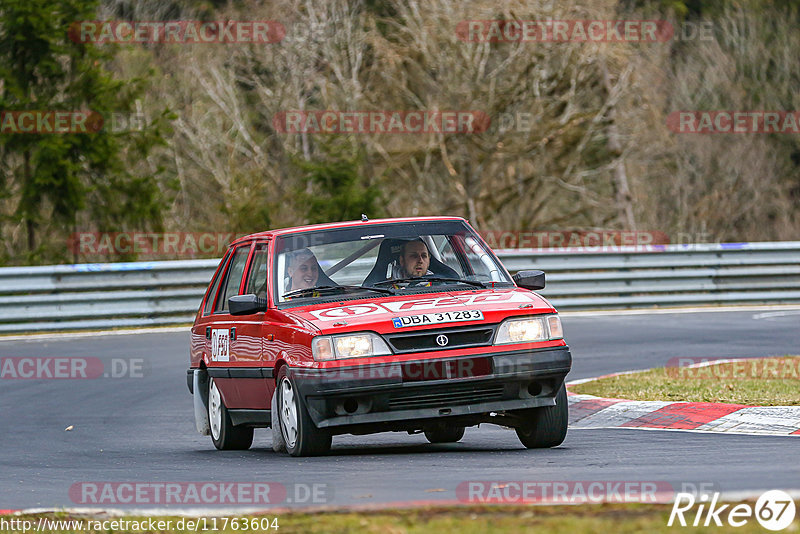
left=205, top=242, right=252, bottom=408
left=190, top=249, right=230, bottom=369
left=232, top=241, right=274, bottom=408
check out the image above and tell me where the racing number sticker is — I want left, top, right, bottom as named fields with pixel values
left=211, top=329, right=230, bottom=362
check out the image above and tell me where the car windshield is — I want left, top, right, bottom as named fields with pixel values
left=274, top=220, right=513, bottom=305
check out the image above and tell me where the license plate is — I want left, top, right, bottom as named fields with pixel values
left=392, top=309, right=484, bottom=328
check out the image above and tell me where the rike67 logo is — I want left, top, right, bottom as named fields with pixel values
left=669, top=490, right=796, bottom=530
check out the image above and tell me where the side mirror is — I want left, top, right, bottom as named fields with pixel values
left=229, top=294, right=267, bottom=315
left=513, top=270, right=546, bottom=290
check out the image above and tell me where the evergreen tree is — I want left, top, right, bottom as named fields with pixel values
left=0, top=0, right=171, bottom=263
left=293, top=140, right=384, bottom=224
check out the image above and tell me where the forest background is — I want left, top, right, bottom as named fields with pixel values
left=1, top=0, right=798, bottom=265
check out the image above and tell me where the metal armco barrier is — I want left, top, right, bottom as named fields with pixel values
left=0, top=242, right=798, bottom=333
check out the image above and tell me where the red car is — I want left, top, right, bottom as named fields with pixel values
left=188, top=217, right=571, bottom=456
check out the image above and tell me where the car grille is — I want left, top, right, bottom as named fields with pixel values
left=388, top=383, right=505, bottom=410
left=385, top=325, right=495, bottom=353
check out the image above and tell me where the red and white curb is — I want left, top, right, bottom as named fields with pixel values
left=566, top=368, right=800, bottom=436
left=567, top=393, right=800, bottom=435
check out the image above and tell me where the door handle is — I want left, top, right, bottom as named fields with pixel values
left=230, top=327, right=236, bottom=341
left=206, top=326, right=211, bottom=340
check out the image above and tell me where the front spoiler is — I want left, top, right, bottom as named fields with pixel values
left=290, top=346, right=571, bottom=431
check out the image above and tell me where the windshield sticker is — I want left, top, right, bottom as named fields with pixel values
left=310, top=304, right=388, bottom=320
left=381, top=292, right=531, bottom=312
left=309, top=292, right=534, bottom=321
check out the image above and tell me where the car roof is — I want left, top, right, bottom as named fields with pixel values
left=229, top=216, right=468, bottom=247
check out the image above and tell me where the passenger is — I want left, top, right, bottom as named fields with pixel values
left=286, top=248, right=320, bottom=292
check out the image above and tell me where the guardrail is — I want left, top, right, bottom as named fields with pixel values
left=0, top=242, right=798, bottom=333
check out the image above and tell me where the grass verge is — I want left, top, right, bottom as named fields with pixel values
left=570, top=356, right=800, bottom=405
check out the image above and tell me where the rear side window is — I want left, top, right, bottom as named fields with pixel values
left=203, top=253, right=230, bottom=315
left=214, top=245, right=251, bottom=313
left=244, top=243, right=269, bottom=299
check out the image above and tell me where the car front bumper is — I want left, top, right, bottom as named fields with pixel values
left=290, top=346, right=571, bottom=431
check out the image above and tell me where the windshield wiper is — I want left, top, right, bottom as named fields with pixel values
left=425, top=277, right=490, bottom=288
left=372, top=277, right=488, bottom=288
left=284, top=284, right=394, bottom=299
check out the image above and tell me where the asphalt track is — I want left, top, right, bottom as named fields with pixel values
left=0, top=309, right=798, bottom=510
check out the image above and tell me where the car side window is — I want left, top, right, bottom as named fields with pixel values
left=431, top=235, right=466, bottom=277
left=459, top=235, right=500, bottom=281
left=214, top=245, right=251, bottom=313
left=203, top=252, right=231, bottom=316
left=244, top=243, right=269, bottom=299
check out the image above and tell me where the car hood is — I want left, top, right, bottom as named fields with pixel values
left=284, top=288, right=556, bottom=334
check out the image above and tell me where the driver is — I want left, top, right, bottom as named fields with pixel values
left=396, top=239, right=434, bottom=279
left=286, top=248, right=320, bottom=292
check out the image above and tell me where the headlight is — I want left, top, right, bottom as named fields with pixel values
left=312, top=332, right=392, bottom=361
left=494, top=315, right=563, bottom=345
